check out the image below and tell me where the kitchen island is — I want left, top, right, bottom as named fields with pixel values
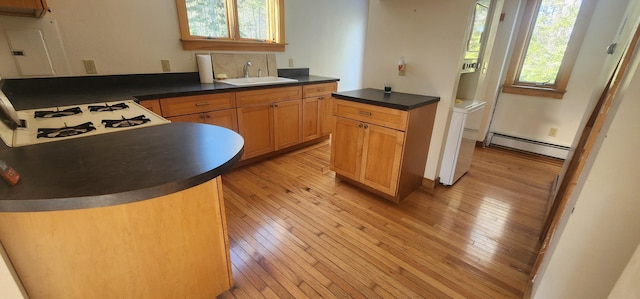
left=331, top=88, right=440, bottom=202
left=0, top=122, right=244, bottom=298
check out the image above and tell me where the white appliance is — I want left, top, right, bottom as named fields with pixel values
left=440, top=99, right=486, bottom=185
left=0, top=91, right=169, bottom=147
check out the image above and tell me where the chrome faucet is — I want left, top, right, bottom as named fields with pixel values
left=243, top=61, right=252, bottom=78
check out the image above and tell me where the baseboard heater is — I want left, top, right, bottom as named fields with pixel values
left=488, top=133, right=569, bottom=159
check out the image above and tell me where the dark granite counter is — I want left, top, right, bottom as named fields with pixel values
left=0, top=122, right=244, bottom=212
left=332, top=88, right=440, bottom=111
left=1, top=72, right=339, bottom=110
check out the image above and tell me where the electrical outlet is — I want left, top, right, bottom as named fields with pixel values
left=161, top=60, right=171, bottom=72
left=288, top=58, right=294, bottom=67
left=549, top=127, right=558, bottom=137
left=83, top=59, right=97, bottom=74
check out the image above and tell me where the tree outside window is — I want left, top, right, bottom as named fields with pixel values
left=503, top=0, right=596, bottom=99
left=176, top=0, right=285, bottom=51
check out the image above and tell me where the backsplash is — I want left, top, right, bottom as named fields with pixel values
left=210, top=53, right=277, bottom=79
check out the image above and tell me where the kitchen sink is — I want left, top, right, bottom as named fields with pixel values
left=215, top=76, right=298, bottom=86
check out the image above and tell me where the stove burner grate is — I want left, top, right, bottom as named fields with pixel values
left=102, top=115, right=151, bottom=128
left=88, top=102, right=130, bottom=112
left=37, top=122, right=96, bottom=139
left=34, top=107, right=82, bottom=118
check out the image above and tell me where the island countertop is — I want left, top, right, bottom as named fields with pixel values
left=0, top=122, right=244, bottom=212
left=332, top=88, right=440, bottom=111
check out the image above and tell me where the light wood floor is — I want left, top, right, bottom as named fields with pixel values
left=219, top=142, right=564, bottom=298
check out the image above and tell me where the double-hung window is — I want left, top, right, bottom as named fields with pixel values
left=175, top=0, right=285, bottom=51
left=503, top=0, right=596, bottom=99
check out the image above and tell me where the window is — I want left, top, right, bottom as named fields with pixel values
left=175, top=0, right=285, bottom=51
left=503, top=0, right=596, bottom=99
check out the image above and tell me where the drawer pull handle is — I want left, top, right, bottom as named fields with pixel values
left=195, top=102, right=210, bottom=106
left=359, top=111, right=372, bottom=116
left=318, top=96, right=325, bottom=100
left=317, top=88, right=324, bottom=92
left=364, top=124, right=369, bottom=129
left=358, top=123, right=363, bottom=128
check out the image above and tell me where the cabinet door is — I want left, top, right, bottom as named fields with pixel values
left=302, top=98, right=320, bottom=142
left=139, top=99, right=162, bottom=115
left=319, top=96, right=333, bottom=136
left=168, top=113, right=206, bottom=124
left=205, top=109, right=238, bottom=132
left=330, top=116, right=364, bottom=181
left=274, top=99, right=302, bottom=150
left=360, top=124, right=405, bottom=196
left=237, top=105, right=274, bottom=159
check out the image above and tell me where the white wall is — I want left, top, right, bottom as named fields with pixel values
left=0, top=243, right=25, bottom=299
left=609, top=244, right=640, bottom=298
left=276, top=0, right=368, bottom=91
left=362, top=0, right=475, bottom=180
left=0, top=0, right=368, bottom=91
left=488, top=0, right=629, bottom=147
left=532, top=2, right=640, bottom=295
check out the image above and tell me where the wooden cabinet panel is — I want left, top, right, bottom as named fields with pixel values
left=303, top=98, right=320, bottom=141
left=319, top=97, right=333, bottom=136
left=274, top=99, right=303, bottom=150
left=139, top=99, right=162, bottom=115
left=303, top=82, right=336, bottom=139
left=0, top=0, right=48, bottom=17
left=0, top=178, right=232, bottom=298
left=330, top=117, right=364, bottom=181
left=334, top=99, right=408, bottom=131
left=168, top=113, right=204, bottom=124
left=302, top=82, right=337, bottom=98
left=237, top=105, right=274, bottom=159
left=236, top=86, right=301, bottom=107
left=207, top=109, right=238, bottom=132
left=168, top=109, right=238, bottom=132
left=360, top=124, right=405, bottom=195
left=160, top=93, right=235, bottom=117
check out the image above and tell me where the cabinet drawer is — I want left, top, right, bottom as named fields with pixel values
left=236, top=86, right=302, bottom=107
left=159, top=93, right=235, bottom=117
left=333, top=99, right=408, bottom=131
left=303, top=82, right=337, bottom=98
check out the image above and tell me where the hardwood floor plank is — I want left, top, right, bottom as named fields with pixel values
left=218, top=142, right=563, bottom=298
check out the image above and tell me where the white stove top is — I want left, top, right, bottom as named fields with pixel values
left=0, top=100, right=170, bottom=147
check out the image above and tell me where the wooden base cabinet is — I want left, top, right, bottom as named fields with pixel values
left=0, top=178, right=233, bottom=298
left=302, top=82, right=337, bottom=141
left=159, top=93, right=238, bottom=132
left=331, top=99, right=437, bottom=202
left=236, top=86, right=302, bottom=160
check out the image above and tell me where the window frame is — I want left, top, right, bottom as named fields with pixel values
left=502, top=0, right=597, bottom=99
left=175, top=0, right=286, bottom=52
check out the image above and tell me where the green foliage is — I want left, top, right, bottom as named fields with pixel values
left=185, top=0, right=269, bottom=40
left=238, top=0, right=268, bottom=40
left=186, top=0, right=228, bottom=38
left=518, top=0, right=582, bottom=84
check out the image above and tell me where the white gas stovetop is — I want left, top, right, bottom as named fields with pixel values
left=0, top=99, right=170, bottom=147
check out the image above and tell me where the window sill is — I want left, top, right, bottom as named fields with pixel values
left=180, top=39, right=286, bottom=52
left=502, top=84, right=566, bottom=99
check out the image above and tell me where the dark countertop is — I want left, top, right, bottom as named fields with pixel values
left=0, top=122, right=244, bottom=212
left=332, top=88, right=440, bottom=111
left=1, top=72, right=339, bottom=110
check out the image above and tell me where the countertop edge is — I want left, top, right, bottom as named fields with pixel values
left=0, top=148, right=243, bottom=213
left=332, top=89, right=440, bottom=111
